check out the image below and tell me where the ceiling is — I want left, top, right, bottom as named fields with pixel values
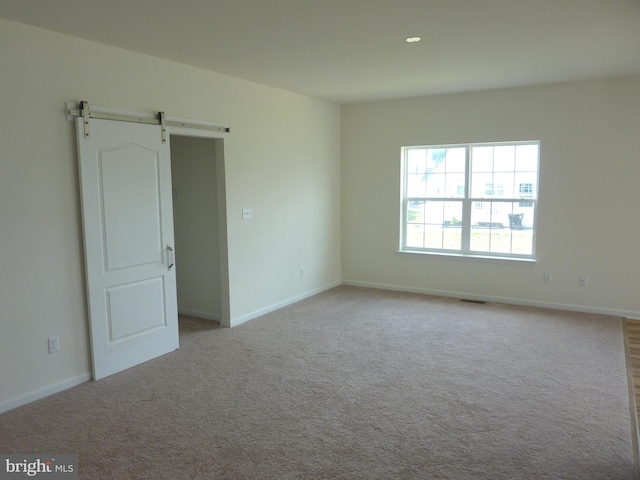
left=1, top=0, right=640, bottom=104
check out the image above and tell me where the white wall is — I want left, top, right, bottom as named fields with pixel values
left=0, top=19, right=341, bottom=410
left=170, top=136, right=222, bottom=320
left=341, top=77, right=640, bottom=317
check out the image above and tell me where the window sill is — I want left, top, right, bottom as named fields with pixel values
left=397, top=249, right=537, bottom=264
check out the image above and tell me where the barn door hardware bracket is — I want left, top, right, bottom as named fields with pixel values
left=81, top=100, right=90, bottom=138
left=158, top=111, right=167, bottom=144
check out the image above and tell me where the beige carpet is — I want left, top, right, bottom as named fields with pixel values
left=0, top=286, right=635, bottom=479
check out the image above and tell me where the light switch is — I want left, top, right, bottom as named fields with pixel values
left=242, top=208, right=253, bottom=219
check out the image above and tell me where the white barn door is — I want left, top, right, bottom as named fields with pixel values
left=76, top=117, right=179, bottom=380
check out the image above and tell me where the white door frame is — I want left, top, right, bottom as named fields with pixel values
left=167, top=126, right=231, bottom=327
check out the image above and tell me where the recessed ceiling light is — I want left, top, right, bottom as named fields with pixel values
left=405, top=36, right=421, bottom=43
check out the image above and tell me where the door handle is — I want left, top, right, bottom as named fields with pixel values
left=167, top=245, right=175, bottom=270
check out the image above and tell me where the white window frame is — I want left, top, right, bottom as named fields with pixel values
left=400, top=141, right=540, bottom=261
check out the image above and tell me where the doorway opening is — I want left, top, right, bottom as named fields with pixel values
left=170, top=134, right=230, bottom=329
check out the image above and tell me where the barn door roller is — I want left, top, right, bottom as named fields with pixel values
left=81, top=100, right=90, bottom=139
left=159, top=111, right=167, bottom=144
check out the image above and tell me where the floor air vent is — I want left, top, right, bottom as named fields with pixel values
left=460, top=299, right=486, bottom=304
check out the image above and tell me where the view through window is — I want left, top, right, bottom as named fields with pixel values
left=401, top=141, right=539, bottom=259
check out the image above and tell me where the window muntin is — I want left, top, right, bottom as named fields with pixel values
left=401, top=141, right=539, bottom=259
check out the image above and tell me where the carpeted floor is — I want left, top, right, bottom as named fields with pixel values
left=0, top=286, right=635, bottom=479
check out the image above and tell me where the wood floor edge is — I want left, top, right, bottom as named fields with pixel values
left=623, top=319, right=640, bottom=480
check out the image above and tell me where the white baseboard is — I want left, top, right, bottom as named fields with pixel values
left=0, top=372, right=91, bottom=414
left=341, top=279, right=640, bottom=319
left=230, top=281, right=342, bottom=327
left=178, top=308, right=222, bottom=322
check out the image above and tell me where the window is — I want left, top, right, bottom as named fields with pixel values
left=519, top=183, right=533, bottom=195
left=401, top=141, right=539, bottom=259
left=485, top=183, right=504, bottom=196
left=518, top=183, right=534, bottom=207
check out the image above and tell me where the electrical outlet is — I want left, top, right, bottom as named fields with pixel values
left=543, top=272, right=552, bottom=283
left=48, top=336, right=59, bottom=354
left=242, top=208, right=253, bottom=220
left=579, top=275, right=588, bottom=287
left=299, top=267, right=304, bottom=277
